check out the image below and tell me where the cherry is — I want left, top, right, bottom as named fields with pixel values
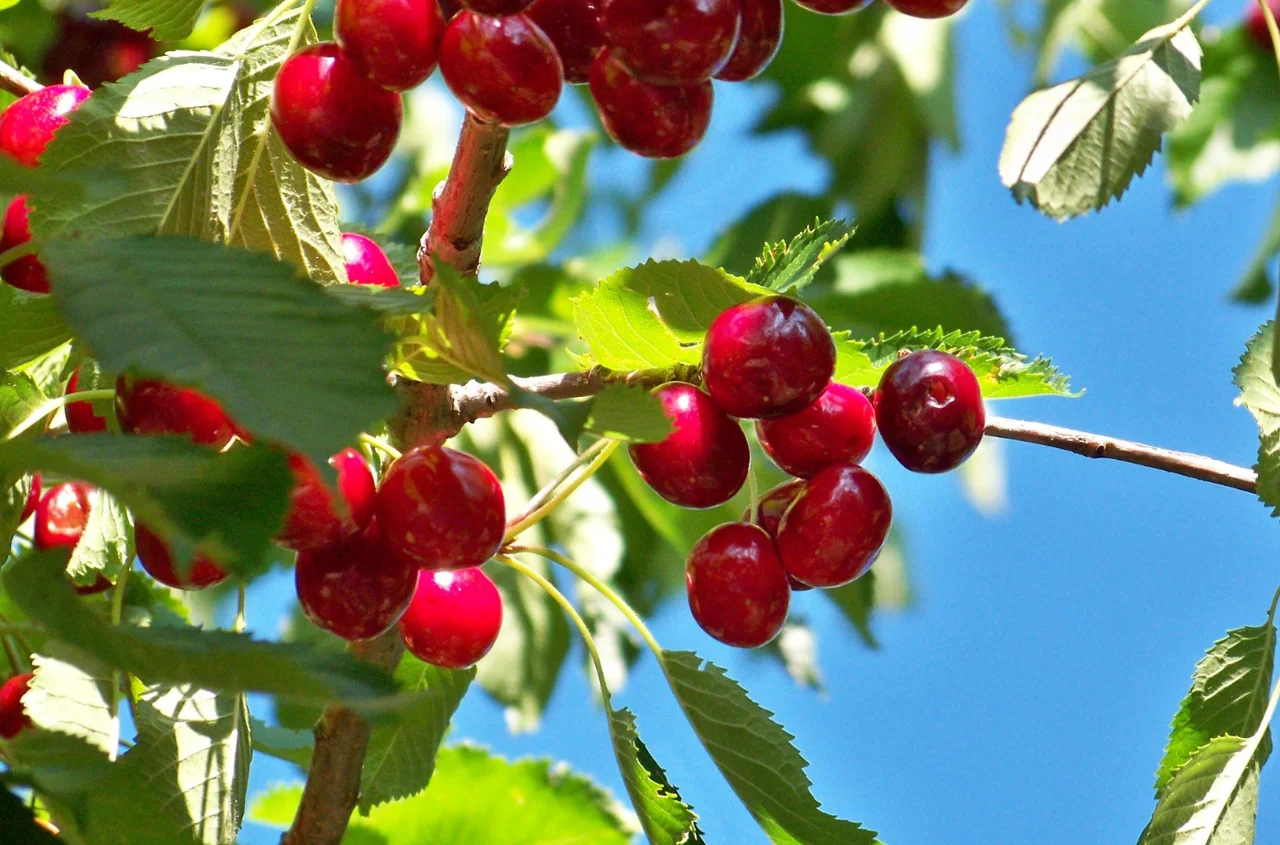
left=525, top=0, right=603, bottom=84
left=881, top=0, right=968, bottom=18
left=686, top=522, right=790, bottom=648
left=335, top=0, right=447, bottom=92
left=295, top=518, right=417, bottom=641
left=0, top=84, right=90, bottom=169
left=628, top=382, right=750, bottom=509
left=271, top=42, right=403, bottom=183
left=42, top=13, right=155, bottom=88
left=440, top=0, right=462, bottom=16
left=33, top=481, right=93, bottom=551
left=742, top=479, right=812, bottom=591
left=702, top=295, right=836, bottom=420
left=1247, top=0, right=1280, bottom=49
left=756, top=382, right=875, bottom=478
left=65, top=367, right=110, bottom=434
left=278, top=448, right=378, bottom=552
left=874, top=350, right=985, bottom=474
left=376, top=445, right=506, bottom=571
left=1, top=196, right=50, bottom=294
left=115, top=376, right=240, bottom=449
left=792, top=0, right=871, bottom=13
left=398, top=567, right=503, bottom=668
left=460, top=0, right=535, bottom=13
left=0, top=673, right=34, bottom=739
left=439, top=12, right=564, bottom=126
left=19, top=474, right=41, bottom=523
left=776, top=464, right=891, bottom=588
left=601, top=0, right=741, bottom=83
left=588, top=51, right=713, bottom=159
left=716, top=0, right=783, bottom=81
left=135, top=525, right=230, bottom=590
left=342, top=233, right=400, bottom=288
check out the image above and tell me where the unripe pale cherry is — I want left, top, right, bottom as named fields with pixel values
left=135, top=525, right=230, bottom=590
left=278, top=448, right=378, bottom=552
left=65, top=367, right=110, bottom=434
left=439, top=11, right=564, bottom=126
left=589, top=51, right=713, bottom=159
left=716, top=0, right=784, bottom=81
left=20, top=473, right=41, bottom=523
left=686, top=522, right=790, bottom=648
left=776, top=464, right=891, bottom=588
left=1, top=196, right=50, bottom=294
left=792, top=0, right=871, bottom=14
left=342, top=233, right=400, bottom=288
left=601, top=0, right=741, bottom=83
left=882, top=0, right=968, bottom=18
left=0, top=84, right=91, bottom=168
left=525, top=0, right=604, bottom=84
left=874, top=349, right=985, bottom=473
left=460, top=0, right=534, bottom=13
left=744, top=479, right=812, bottom=591
left=756, top=382, right=876, bottom=477
left=115, top=376, right=240, bottom=449
left=34, top=481, right=93, bottom=551
left=0, top=673, right=34, bottom=739
left=399, top=567, right=503, bottom=668
left=335, top=0, right=447, bottom=91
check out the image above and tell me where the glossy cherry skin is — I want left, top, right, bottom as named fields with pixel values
left=398, top=567, right=503, bottom=668
left=628, top=383, right=750, bottom=509
left=589, top=51, right=713, bottom=159
left=0, top=85, right=91, bottom=169
left=20, top=473, right=41, bottom=523
left=439, top=12, right=564, bottom=126
left=743, top=479, right=812, bottom=591
left=335, top=0, right=447, bottom=91
left=342, top=233, right=400, bottom=288
left=792, top=0, right=871, bottom=13
left=115, top=376, right=240, bottom=449
left=874, top=350, right=985, bottom=473
left=0, top=673, right=34, bottom=739
left=702, top=296, right=836, bottom=420
left=278, top=448, right=378, bottom=552
left=0, top=196, right=48, bottom=295
left=65, top=368, right=110, bottom=434
left=716, top=0, right=783, bottom=81
left=460, top=0, right=534, bottom=12
left=525, top=0, right=604, bottom=84
left=33, top=482, right=93, bottom=551
left=882, top=0, right=968, bottom=18
left=776, top=464, right=891, bottom=588
left=270, top=42, right=403, bottom=182
left=1247, top=0, right=1280, bottom=49
left=135, top=525, right=230, bottom=590
left=686, top=522, right=790, bottom=648
left=756, top=382, right=876, bottom=478
left=376, top=445, right=506, bottom=571
left=601, top=0, right=741, bottom=83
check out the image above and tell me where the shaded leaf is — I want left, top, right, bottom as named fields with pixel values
left=65, top=489, right=132, bottom=589
left=25, top=644, right=116, bottom=755
left=609, top=707, right=704, bottom=845
left=92, top=0, right=207, bottom=41
left=1232, top=323, right=1280, bottom=516
left=0, top=785, right=59, bottom=845
left=0, top=284, right=71, bottom=373
left=1138, top=735, right=1262, bottom=845
left=248, top=717, right=312, bottom=770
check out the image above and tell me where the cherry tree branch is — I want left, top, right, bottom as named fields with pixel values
left=0, top=59, right=41, bottom=98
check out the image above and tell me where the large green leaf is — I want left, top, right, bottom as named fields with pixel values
left=25, top=644, right=116, bottom=756
left=65, top=489, right=132, bottom=589
left=1232, top=323, right=1280, bottom=516
left=0, top=284, right=71, bottom=372
left=92, top=0, right=207, bottom=41
left=609, top=707, right=703, bottom=845
left=1137, top=735, right=1263, bottom=845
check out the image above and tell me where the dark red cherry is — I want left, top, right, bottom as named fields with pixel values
left=398, top=567, right=503, bottom=668
left=882, top=0, right=968, bottom=17
left=440, top=0, right=462, bottom=17
left=460, top=0, right=534, bottom=12
left=792, top=0, right=871, bottom=13
left=270, top=42, right=403, bottom=182
left=0, top=673, right=34, bottom=739
left=716, top=0, right=783, bottom=81
left=65, top=367, right=110, bottom=434
left=1, top=196, right=50, bottom=295
left=744, top=480, right=812, bottom=591
left=74, top=575, right=112, bottom=596
left=1247, top=0, right=1280, bottom=49
left=628, top=382, right=750, bottom=509
left=702, top=295, right=835, bottom=419
left=776, top=464, right=891, bottom=588
left=19, top=474, right=41, bottom=523
left=335, top=0, right=447, bottom=91
left=342, top=233, right=400, bottom=288
left=439, top=11, right=564, bottom=126
left=278, top=448, right=378, bottom=552
left=42, top=13, right=155, bottom=88
left=686, top=522, right=789, bottom=648
left=115, top=376, right=240, bottom=448
left=135, top=525, right=230, bottom=590
left=0, top=84, right=90, bottom=169
left=874, top=350, right=985, bottom=473
left=589, top=50, right=713, bottom=159
left=756, top=382, right=875, bottom=477
left=376, top=445, right=506, bottom=571
left=295, top=518, right=417, bottom=641
left=525, top=0, right=604, bottom=84
left=33, top=481, right=93, bottom=551
left=601, top=0, right=741, bottom=83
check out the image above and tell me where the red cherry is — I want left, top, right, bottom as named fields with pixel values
left=0, top=84, right=91, bottom=169
left=335, top=0, right=447, bottom=92
left=686, top=522, right=789, bottom=648
left=588, top=50, right=713, bottom=159
left=776, top=464, right=891, bottom=588
left=881, top=0, right=968, bottom=17
left=0, top=673, right=34, bottom=739
left=792, top=0, right=871, bottom=13
left=1, top=196, right=50, bottom=294
left=628, top=383, right=750, bottom=509
left=460, top=0, right=534, bottom=12
left=601, top=0, right=741, bottom=83
left=74, top=576, right=112, bottom=596
left=1247, top=0, right=1280, bottom=49
left=65, top=367, right=110, bottom=434
left=756, top=382, right=875, bottom=477
left=440, top=0, right=462, bottom=17
left=874, top=350, right=985, bottom=473
left=295, top=518, right=417, bottom=641
left=743, top=480, right=812, bottom=592
left=34, top=481, right=93, bottom=551
left=42, top=13, right=155, bottom=88
left=19, top=473, right=41, bottom=523
left=135, top=525, right=230, bottom=590
left=342, top=233, right=400, bottom=288
left=278, top=448, right=378, bottom=552
left=525, top=0, right=603, bottom=84
left=716, top=0, right=783, bottom=81
left=115, top=376, right=240, bottom=448
left=376, top=445, right=506, bottom=571
left=270, top=42, right=403, bottom=183
left=702, top=295, right=835, bottom=419
left=398, top=567, right=503, bottom=668
left=439, top=11, right=564, bottom=126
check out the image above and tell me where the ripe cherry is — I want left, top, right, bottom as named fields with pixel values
left=756, top=382, right=875, bottom=478
left=0, top=84, right=91, bottom=169
left=628, top=382, right=750, bottom=509
left=439, top=11, right=564, bottom=126
left=335, top=0, right=447, bottom=92
left=744, top=480, right=812, bottom=591
left=1247, top=0, right=1280, bottom=49
left=115, top=376, right=240, bottom=449
left=686, top=522, right=790, bottom=648
left=882, top=0, right=968, bottom=18
left=874, top=350, right=985, bottom=473
left=271, top=42, right=403, bottom=182
left=1, top=196, right=50, bottom=294
left=525, top=0, right=603, bottom=84
left=278, top=448, right=378, bottom=552
left=589, top=51, right=713, bottom=159
left=342, top=233, right=400, bottom=288
left=43, top=13, right=155, bottom=88
left=716, top=0, right=783, bottom=81
left=65, top=368, right=110, bottom=434
left=0, top=673, right=34, bottom=739
left=792, top=0, right=871, bottom=13
left=460, top=0, right=534, bottom=13
left=20, top=474, right=41, bottom=523
left=398, top=567, right=503, bottom=668
left=135, top=525, right=230, bottom=590
left=376, top=445, right=506, bottom=571
left=33, top=481, right=93, bottom=551
left=702, top=295, right=836, bottom=419
left=601, top=0, right=741, bottom=83
left=776, top=464, right=891, bottom=588
left=295, top=519, right=417, bottom=641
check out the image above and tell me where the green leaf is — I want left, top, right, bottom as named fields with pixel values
left=0, top=284, right=71, bottom=373
left=825, top=571, right=879, bottom=649
left=608, top=707, right=704, bottom=845
left=1233, top=195, right=1280, bottom=304
left=581, top=384, right=674, bottom=444
left=1232, top=323, right=1280, bottom=516
left=0, top=785, right=58, bottom=845
left=706, top=193, right=834, bottom=278
left=1137, top=734, right=1262, bottom=845
left=999, top=19, right=1202, bottom=220
left=65, top=489, right=132, bottom=589
left=25, top=644, right=116, bottom=755
left=663, top=650, right=877, bottom=844
left=393, top=264, right=517, bottom=385
left=92, top=0, right=207, bottom=41
left=248, top=718, right=312, bottom=770
left=0, top=372, right=43, bottom=550
left=746, top=218, right=855, bottom=293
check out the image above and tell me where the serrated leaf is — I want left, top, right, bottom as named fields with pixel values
left=1137, top=735, right=1262, bottom=845
left=25, top=644, right=115, bottom=755
left=746, top=217, right=855, bottom=293
left=393, top=264, right=516, bottom=385
left=1232, top=323, right=1280, bottom=516
left=0, top=284, right=71, bottom=373
left=92, top=0, right=207, bottom=41
left=608, top=707, right=703, bottom=845
left=65, top=489, right=132, bottom=589
left=1000, top=20, right=1202, bottom=220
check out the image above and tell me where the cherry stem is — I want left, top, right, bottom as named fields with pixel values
left=747, top=466, right=760, bottom=526
left=0, top=58, right=41, bottom=98
left=283, top=0, right=320, bottom=59
left=6, top=389, right=116, bottom=441
left=235, top=583, right=247, bottom=634
left=357, top=433, right=401, bottom=462
left=508, top=437, right=611, bottom=526
left=503, top=440, right=619, bottom=543
left=106, top=559, right=132, bottom=762
left=0, top=241, right=38, bottom=270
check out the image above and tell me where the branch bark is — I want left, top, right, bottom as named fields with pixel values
left=0, top=60, right=42, bottom=98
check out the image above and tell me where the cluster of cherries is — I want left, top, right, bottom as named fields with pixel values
left=628, top=295, right=985, bottom=648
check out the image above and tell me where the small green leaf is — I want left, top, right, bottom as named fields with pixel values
left=91, top=0, right=207, bottom=41
left=1232, top=323, right=1280, bottom=516
left=746, top=217, right=855, bottom=293
left=608, top=707, right=704, bottom=845
left=1233, top=196, right=1280, bottom=304
left=25, top=644, right=116, bottom=755
left=66, top=489, right=132, bottom=589
left=0, top=284, right=71, bottom=373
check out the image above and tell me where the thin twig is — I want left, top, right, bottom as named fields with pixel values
left=0, top=59, right=41, bottom=98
